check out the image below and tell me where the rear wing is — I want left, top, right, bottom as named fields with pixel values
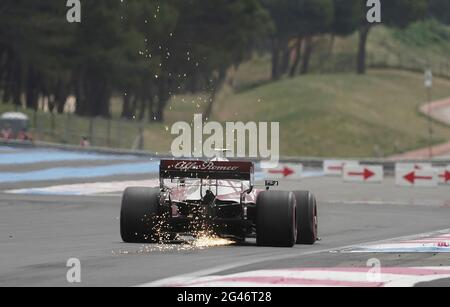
left=160, top=160, right=254, bottom=182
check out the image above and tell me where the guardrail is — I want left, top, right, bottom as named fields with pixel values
left=0, top=139, right=170, bottom=159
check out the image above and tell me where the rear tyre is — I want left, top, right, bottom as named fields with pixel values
left=256, top=191, right=297, bottom=247
left=120, top=187, right=161, bottom=243
left=293, top=191, right=318, bottom=245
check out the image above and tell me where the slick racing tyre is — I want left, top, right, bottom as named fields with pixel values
left=256, top=191, right=297, bottom=247
left=120, top=187, right=161, bottom=243
left=293, top=191, right=318, bottom=245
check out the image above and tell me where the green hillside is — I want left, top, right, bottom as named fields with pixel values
left=212, top=69, right=450, bottom=157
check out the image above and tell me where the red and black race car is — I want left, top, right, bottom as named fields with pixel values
left=120, top=158, right=318, bottom=247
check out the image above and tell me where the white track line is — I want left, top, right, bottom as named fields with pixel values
left=5, top=179, right=160, bottom=196
left=340, top=229, right=450, bottom=253
left=164, top=267, right=450, bottom=287
left=138, top=228, right=450, bottom=287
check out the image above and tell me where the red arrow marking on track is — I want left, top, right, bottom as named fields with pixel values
left=348, top=168, right=375, bottom=180
left=439, top=171, right=450, bottom=182
left=269, top=167, right=294, bottom=178
left=404, top=172, right=433, bottom=184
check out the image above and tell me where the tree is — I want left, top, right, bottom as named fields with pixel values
left=0, top=0, right=271, bottom=123
left=0, top=0, right=74, bottom=113
left=332, top=0, right=362, bottom=36
left=357, top=0, right=428, bottom=74
left=262, top=0, right=333, bottom=79
left=69, top=0, right=148, bottom=117
left=428, top=0, right=450, bottom=24
left=159, top=0, right=272, bottom=121
left=289, top=0, right=334, bottom=76
left=311, top=0, right=361, bottom=74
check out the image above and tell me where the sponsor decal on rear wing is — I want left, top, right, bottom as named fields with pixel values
left=160, top=160, right=254, bottom=181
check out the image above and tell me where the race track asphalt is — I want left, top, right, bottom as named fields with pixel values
left=1, top=176, right=450, bottom=287
left=1, top=146, right=449, bottom=287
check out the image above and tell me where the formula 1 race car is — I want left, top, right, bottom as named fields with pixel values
left=120, top=159, right=318, bottom=247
